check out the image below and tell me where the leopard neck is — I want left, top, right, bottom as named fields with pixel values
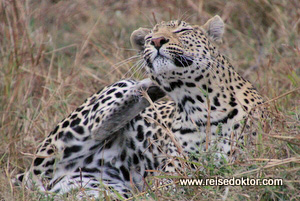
left=152, top=56, right=256, bottom=129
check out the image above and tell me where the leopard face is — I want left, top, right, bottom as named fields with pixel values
left=131, top=16, right=224, bottom=90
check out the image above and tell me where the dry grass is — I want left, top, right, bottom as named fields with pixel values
left=0, top=0, right=299, bottom=200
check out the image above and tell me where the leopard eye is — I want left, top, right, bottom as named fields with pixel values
left=145, top=36, right=152, bottom=41
left=174, top=28, right=193, bottom=33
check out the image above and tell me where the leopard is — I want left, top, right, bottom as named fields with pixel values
left=16, top=15, right=266, bottom=199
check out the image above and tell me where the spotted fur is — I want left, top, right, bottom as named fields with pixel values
left=17, top=16, right=265, bottom=198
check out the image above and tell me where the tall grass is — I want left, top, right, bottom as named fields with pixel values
left=0, top=0, right=299, bottom=200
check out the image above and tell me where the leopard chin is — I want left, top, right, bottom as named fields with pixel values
left=150, top=56, right=175, bottom=74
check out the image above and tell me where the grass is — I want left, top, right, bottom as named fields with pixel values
left=0, top=0, right=299, bottom=200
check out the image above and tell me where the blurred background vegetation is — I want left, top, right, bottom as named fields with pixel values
left=0, top=0, right=299, bottom=200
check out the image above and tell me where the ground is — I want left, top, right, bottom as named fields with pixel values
left=0, top=0, right=299, bottom=200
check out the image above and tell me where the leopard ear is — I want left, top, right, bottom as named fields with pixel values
left=130, top=28, right=151, bottom=52
left=202, top=15, right=224, bottom=43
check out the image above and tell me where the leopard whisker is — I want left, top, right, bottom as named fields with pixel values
left=124, top=59, right=145, bottom=79
left=128, top=61, right=147, bottom=80
left=107, top=55, right=141, bottom=76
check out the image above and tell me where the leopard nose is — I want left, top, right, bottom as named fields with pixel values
left=150, top=37, right=169, bottom=50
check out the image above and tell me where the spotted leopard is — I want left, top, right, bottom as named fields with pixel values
left=17, top=15, right=265, bottom=198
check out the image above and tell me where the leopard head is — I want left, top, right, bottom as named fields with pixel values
left=131, top=15, right=225, bottom=79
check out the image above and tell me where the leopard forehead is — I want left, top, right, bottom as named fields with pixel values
left=152, top=20, right=191, bottom=31
left=146, top=20, right=201, bottom=40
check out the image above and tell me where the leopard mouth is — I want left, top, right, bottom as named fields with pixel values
left=173, top=55, right=193, bottom=67
left=147, top=54, right=193, bottom=68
